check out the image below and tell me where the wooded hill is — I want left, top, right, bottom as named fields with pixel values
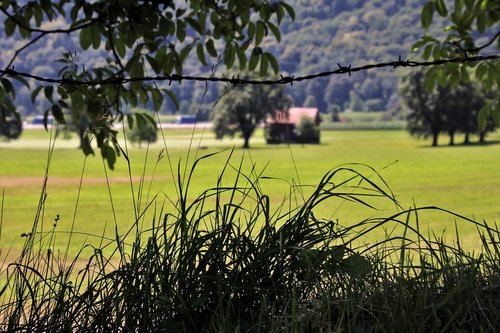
left=1, top=0, right=435, bottom=119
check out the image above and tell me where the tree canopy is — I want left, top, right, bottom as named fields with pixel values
left=414, top=0, right=500, bottom=127
left=0, top=0, right=294, bottom=168
left=402, top=71, right=489, bottom=146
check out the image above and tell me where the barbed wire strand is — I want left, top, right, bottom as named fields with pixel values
left=1, top=54, right=499, bottom=86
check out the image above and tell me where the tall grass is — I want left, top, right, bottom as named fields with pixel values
left=0, top=127, right=498, bottom=332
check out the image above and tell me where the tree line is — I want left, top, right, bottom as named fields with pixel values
left=402, top=71, right=496, bottom=146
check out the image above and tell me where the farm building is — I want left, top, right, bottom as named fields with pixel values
left=265, top=107, right=320, bottom=144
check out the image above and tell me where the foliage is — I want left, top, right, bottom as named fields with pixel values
left=0, top=0, right=294, bottom=167
left=0, top=116, right=22, bottom=140
left=402, top=70, right=491, bottom=146
left=211, top=78, right=292, bottom=148
left=414, top=0, right=500, bottom=127
left=0, top=96, right=22, bottom=140
left=402, top=71, right=443, bottom=146
left=126, top=115, right=158, bottom=148
left=294, top=116, right=320, bottom=143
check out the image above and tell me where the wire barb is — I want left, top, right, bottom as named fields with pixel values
left=0, top=54, right=498, bottom=87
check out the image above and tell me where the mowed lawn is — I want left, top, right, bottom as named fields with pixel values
left=1, top=127, right=499, bottom=257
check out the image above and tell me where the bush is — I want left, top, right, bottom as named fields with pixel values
left=127, top=122, right=158, bottom=147
left=0, top=117, right=22, bottom=140
left=295, top=116, right=320, bottom=143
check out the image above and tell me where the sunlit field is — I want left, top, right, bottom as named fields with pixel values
left=1, top=127, right=500, bottom=257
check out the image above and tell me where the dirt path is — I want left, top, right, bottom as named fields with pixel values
left=0, top=175, right=171, bottom=188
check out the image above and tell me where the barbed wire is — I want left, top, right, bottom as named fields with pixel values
left=1, top=54, right=499, bottom=87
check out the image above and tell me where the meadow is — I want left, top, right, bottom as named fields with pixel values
left=1, top=126, right=499, bottom=256
left=1, top=126, right=499, bottom=332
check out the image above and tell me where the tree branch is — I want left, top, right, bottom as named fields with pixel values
left=0, top=8, right=104, bottom=77
left=0, top=7, right=102, bottom=34
left=0, top=32, right=46, bottom=76
left=469, top=31, right=500, bottom=53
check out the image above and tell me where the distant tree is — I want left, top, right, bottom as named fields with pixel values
left=62, top=108, right=90, bottom=148
left=328, top=105, right=341, bottom=122
left=126, top=113, right=158, bottom=148
left=212, top=78, right=292, bottom=149
left=348, top=92, right=365, bottom=112
left=403, top=71, right=491, bottom=146
left=450, top=82, right=486, bottom=145
left=0, top=97, right=22, bottom=140
left=324, top=78, right=353, bottom=111
left=0, top=116, right=22, bottom=140
left=401, top=71, right=444, bottom=146
left=304, top=95, right=317, bottom=108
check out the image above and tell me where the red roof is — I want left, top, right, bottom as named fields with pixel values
left=267, top=107, right=319, bottom=125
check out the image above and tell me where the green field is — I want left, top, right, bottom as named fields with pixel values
left=1, top=127, right=499, bottom=257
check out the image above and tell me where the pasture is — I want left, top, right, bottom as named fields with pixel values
left=1, top=127, right=499, bottom=257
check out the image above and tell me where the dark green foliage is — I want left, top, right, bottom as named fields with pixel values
left=328, top=105, right=341, bottom=122
left=0, top=117, right=22, bottom=140
left=126, top=113, right=158, bottom=147
left=127, top=124, right=157, bottom=147
left=295, top=116, right=320, bottom=143
left=402, top=70, right=493, bottom=146
left=0, top=97, right=22, bottom=140
left=402, top=71, right=444, bottom=146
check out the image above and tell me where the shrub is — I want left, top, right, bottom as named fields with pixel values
left=127, top=121, right=158, bottom=147
left=0, top=114, right=22, bottom=140
left=295, top=116, right=320, bottom=143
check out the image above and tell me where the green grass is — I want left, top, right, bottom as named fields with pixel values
left=1, top=128, right=499, bottom=256
left=0, top=127, right=499, bottom=332
left=0, top=141, right=498, bottom=332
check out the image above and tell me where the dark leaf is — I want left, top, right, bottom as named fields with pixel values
left=196, top=43, right=207, bottom=66
left=44, top=86, right=54, bottom=102
left=80, top=25, right=92, bottom=50
left=31, top=86, right=44, bottom=103
left=224, top=44, right=236, bottom=68
left=5, top=17, right=16, bottom=36
left=205, top=39, right=217, bottom=57
left=421, top=2, right=435, bottom=29
left=267, top=22, right=281, bottom=42
left=51, top=104, right=65, bottom=124
left=280, top=1, right=296, bottom=20
left=435, top=0, right=448, bottom=17
left=81, top=134, right=94, bottom=156
left=165, top=89, right=179, bottom=109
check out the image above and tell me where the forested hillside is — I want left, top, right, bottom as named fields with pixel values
left=270, top=0, right=427, bottom=115
left=1, top=0, right=431, bottom=119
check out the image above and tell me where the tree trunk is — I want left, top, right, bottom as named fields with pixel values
left=243, top=135, right=250, bottom=149
left=479, top=131, right=486, bottom=143
left=449, top=132, right=455, bottom=146
left=432, top=133, right=439, bottom=147
left=464, top=132, right=470, bottom=145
